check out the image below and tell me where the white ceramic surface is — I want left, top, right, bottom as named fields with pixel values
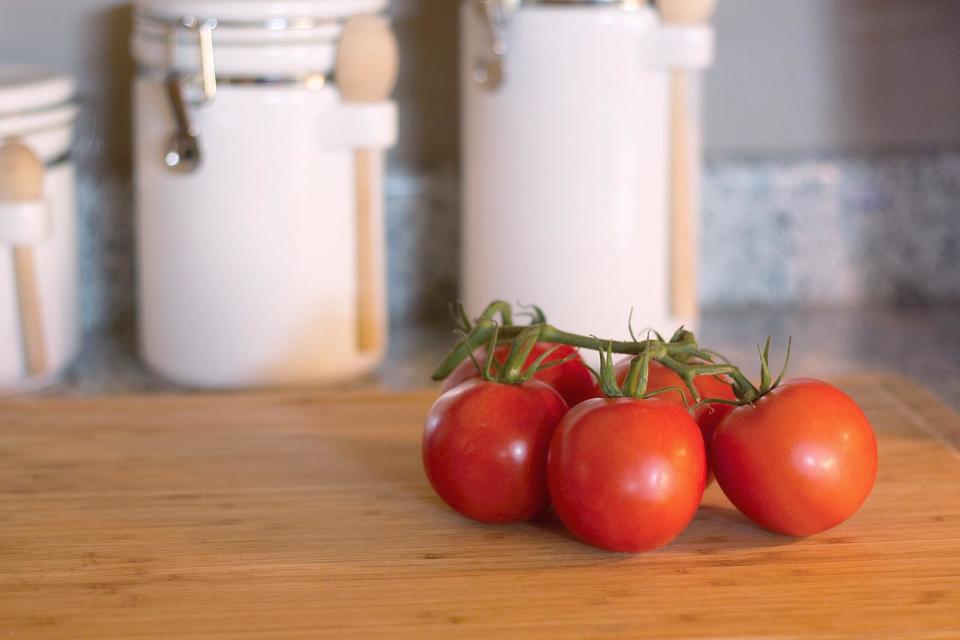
left=133, top=0, right=396, bottom=388
left=461, top=2, right=712, bottom=339
left=142, top=0, right=387, bottom=22
left=0, top=202, right=50, bottom=245
left=134, top=0, right=388, bottom=77
left=0, top=66, right=78, bottom=393
left=0, top=65, right=73, bottom=115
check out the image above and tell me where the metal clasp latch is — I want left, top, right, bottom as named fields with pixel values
left=162, top=15, right=217, bottom=173
left=470, top=0, right=518, bottom=91
left=178, top=15, right=218, bottom=104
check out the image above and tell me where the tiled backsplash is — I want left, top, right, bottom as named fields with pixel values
left=75, top=149, right=960, bottom=333
left=700, top=152, right=960, bottom=307
left=76, top=152, right=135, bottom=332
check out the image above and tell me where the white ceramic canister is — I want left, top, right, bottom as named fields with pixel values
left=461, top=0, right=713, bottom=339
left=0, top=66, right=79, bottom=394
left=132, top=0, right=397, bottom=388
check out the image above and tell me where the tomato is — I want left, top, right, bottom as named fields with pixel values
left=423, top=378, right=568, bottom=523
left=442, top=342, right=595, bottom=407
left=547, top=397, right=707, bottom=552
left=595, top=359, right=737, bottom=486
left=694, top=402, right=735, bottom=484
left=711, top=379, right=878, bottom=537
left=600, top=359, right=736, bottom=407
left=693, top=371, right=738, bottom=404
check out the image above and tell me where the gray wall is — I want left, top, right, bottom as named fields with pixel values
left=2, top=0, right=959, bottom=168
left=706, top=0, right=960, bottom=156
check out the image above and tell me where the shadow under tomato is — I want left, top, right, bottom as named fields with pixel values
left=318, top=414, right=803, bottom=557
left=526, top=508, right=580, bottom=544
left=666, top=504, right=803, bottom=552
left=524, top=503, right=802, bottom=559
left=524, top=509, right=645, bottom=563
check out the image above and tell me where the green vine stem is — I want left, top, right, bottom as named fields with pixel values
left=621, top=347, right=658, bottom=398
left=476, top=300, right=514, bottom=326
left=499, top=326, right=543, bottom=383
left=435, top=324, right=704, bottom=379
left=433, top=302, right=797, bottom=407
left=435, top=326, right=754, bottom=398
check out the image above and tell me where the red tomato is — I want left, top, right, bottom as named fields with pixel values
left=693, top=371, right=738, bottom=404
left=601, top=359, right=736, bottom=407
left=547, top=397, right=707, bottom=552
left=597, top=359, right=737, bottom=486
left=694, top=402, right=735, bottom=485
left=423, top=378, right=568, bottom=523
left=442, top=342, right=595, bottom=407
left=711, top=379, right=878, bottom=537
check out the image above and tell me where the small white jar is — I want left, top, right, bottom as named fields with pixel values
left=131, top=0, right=396, bottom=388
left=0, top=66, right=79, bottom=394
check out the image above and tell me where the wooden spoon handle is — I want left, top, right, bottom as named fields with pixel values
left=669, top=70, right=699, bottom=320
left=12, top=245, right=47, bottom=375
left=356, top=149, right=386, bottom=354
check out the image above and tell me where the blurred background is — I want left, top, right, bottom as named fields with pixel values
left=0, top=0, right=958, bottom=398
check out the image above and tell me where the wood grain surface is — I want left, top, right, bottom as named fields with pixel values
left=12, top=245, right=48, bottom=375
left=1, top=374, right=957, bottom=638
left=669, top=70, right=699, bottom=321
left=355, top=148, right=386, bottom=355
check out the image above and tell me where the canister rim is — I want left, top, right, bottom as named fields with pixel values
left=0, top=102, right=79, bottom=141
left=486, top=0, right=648, bottom=7
left=0, top=65, right=75, bottom=118
left=523, top=0, right=644, bottom=4
left=135, top=0, right=388, bottom=26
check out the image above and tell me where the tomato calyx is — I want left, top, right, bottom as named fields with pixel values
left=439, top=301, right=525, bottom=384
left=694, top=336, right=794, bottom=406
left=595, top=337, right=672, bottom=399
left=449, top=301, right=578, bottom=386
left=482, top=325, right=578, bottom=385
left=750, top=336, right=794, bottom=402
left=595, top=333, right=742, bottom=409
left=758, top=336, right=791, bottom=394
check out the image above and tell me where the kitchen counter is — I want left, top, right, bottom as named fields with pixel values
left=52, top=305, right=960, bottom=409
left=3, top=311, right=959, bottom=637
left=1, top=373, right=958, bottom=637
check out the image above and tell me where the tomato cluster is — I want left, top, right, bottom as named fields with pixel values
left=423, top=303, right=878, bottom=553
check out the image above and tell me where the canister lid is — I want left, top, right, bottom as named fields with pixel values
left=133, top=0, right=390, bottom=78
left=0, top=65, right=74, bottom=117
left=136, top=0, right=388, bottom=24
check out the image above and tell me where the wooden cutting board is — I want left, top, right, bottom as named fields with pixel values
left=1, top=374, right=958, bottom=638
